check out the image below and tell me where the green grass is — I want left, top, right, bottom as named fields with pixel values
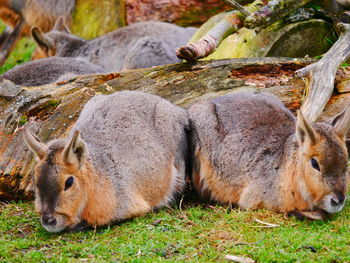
left=0, top=20, right=36, bottom=75
left=0, top=37, right=36, bottom=74
left=0, top=199, right=349, bottom=262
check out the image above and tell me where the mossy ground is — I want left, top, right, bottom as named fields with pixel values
left=0, top=198, right=349, bottom=262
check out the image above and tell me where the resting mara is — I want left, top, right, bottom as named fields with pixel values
left=0, top=57, right=106, bottom=86
left=31, top=18, right=196, bottom=71
left=189, top=92, right=350, bottom=220
left=23, top=91, right=189, bottom=232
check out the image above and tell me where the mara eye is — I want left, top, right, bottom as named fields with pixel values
left=64, top=176, right=74, bottom=191
left=311, top=158, right=320, bottom=172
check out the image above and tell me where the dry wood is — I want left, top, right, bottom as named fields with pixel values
left=296, top=23, right=350, bottom=121
left=253, top=219, right=280, bottom=227
left=176, top=0, right=265, bottom=61
left=225, top=255, right=255, bottom=263
left=176, top=11, right=243, bottom=61
left=1, top=57, right=350, bottom=200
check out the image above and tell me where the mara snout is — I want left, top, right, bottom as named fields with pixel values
left=188, top=92, right=350, bottom=220
left=23, top=91, right=189, bottom=232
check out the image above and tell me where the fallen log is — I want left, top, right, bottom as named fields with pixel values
left=1, top=57, right=350, bottom=200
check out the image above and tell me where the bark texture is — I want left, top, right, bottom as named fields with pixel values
left=1, top=57, right=350, bottom=200
left=125, top=0, right=232, bottom=27
left=296, top=23, right=350, bottom=122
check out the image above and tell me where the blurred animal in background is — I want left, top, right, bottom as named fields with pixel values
left=0, top=57, right=106, bottom=87
left=23, top=91, right=189, bottom=232
left=31, top=18, right=196, bottom=71
left=189, top=92, right=350, bottom=220
left=0, top=0, right=75, bottom=65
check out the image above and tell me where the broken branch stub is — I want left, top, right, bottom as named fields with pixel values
left=176, top=11, right=244, bottom=61
left=296, top=23, right=350, bottom=122
left=176, top=0, right=264, bottom=61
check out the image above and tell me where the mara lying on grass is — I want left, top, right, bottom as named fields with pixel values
left=31, top=17, right=196, bottom=71
left=189, top=92, right=350, bottom=220
left=23, top=91, right=189, bottom=232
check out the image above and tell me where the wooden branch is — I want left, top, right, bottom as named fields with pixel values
left=176, top=0, right=264, bottom=61
left=2, top=57, right=350, bottom=200
left=296, top=23, right=350, bottom=122
left=176, top=12, right=243, bottom=61
left=244, top=0, right=313, bottom=29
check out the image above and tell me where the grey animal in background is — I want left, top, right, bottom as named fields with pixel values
left=23, top=91, right=189, bottom=232
left=189, top=92, right=350, bottom=220
left=0, top=0, right=75, bottom=65
left=0, top=57, right=106, bottom=86
left=31, top=18, right=197, bottom=71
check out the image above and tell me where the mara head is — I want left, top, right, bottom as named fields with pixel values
left=24, top=128, right=89, bottom=232
left=295, top=109, right=350, bottom=215
left=31, top=16, right=83, bottom=60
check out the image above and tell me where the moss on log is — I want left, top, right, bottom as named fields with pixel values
left=1, top=57, right=350, bottom=200
left=189, top=12, right=334, bottom=60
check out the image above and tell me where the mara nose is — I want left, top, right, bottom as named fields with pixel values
left=42, top=213, right=57, bottom=226
left=331, top=193, right=346, bottom=206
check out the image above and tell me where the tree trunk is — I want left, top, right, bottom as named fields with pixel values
left=125, top=0, right=232, bottom=27
left=71, top=0, right=125, bottom=39
left=1, top=57, right=350, bottom=200
left=70, top=0, right=232, bottom=39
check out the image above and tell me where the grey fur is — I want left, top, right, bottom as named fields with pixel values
left=33, top=21, right=197, bottom=71
left=72, top=91, right=189, bottom=218
left=189, top=92, right=349, bottom=215
left=0, top=57, right=106, bottom=86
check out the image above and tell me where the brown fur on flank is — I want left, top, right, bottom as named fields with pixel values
left=24, top=91, right=189, bottom=232
left=189, top=92, right=350, bottom=219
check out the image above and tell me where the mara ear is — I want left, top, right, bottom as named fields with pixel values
left=31, top=27, right=54, bottom=54
left=332, top=106, right=350, bottom=140
left=296, top=110, right=319, bottom=148
left=53, top=16, right=71, bottom=34
left=23, top=127, right=48, bottom=160
left=62, top=130, right=88, bottom=169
